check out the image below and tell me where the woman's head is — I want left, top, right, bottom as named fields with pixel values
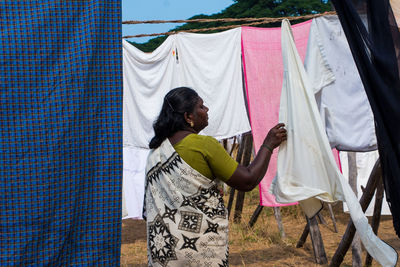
left=149, top=87, right=209, bottom=149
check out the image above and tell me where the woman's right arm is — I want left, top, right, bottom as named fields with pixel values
left=225, top=123, right=287, bottom=192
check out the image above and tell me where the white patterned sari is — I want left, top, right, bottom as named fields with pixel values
left=143, top=139, right=229, bottom=267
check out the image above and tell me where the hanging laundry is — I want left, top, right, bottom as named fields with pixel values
left=123, top=28, right=250, bottom=224
left=241, top=20, right=312, bottom=207
left=0, top=2, right=122, bottom=265
left=340, top=151, right=392, bottom=216
left=175, top=28, right=251, bottom=139
left=122, top=147, right=150, bottom=220
left=270, top=19, right=397, bottom=267
left=332, top=0, right=400, bottom=238
left=123, top=27, right=250, bottom=149
left=304, top=15, right=377, bottom=151
left=123, top=37, right=180, bottom=148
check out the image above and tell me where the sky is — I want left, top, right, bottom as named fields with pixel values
left=122, top=0, right=235, bottom=43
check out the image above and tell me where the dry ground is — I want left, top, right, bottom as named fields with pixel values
left=121, top=188, right=400, bottom=266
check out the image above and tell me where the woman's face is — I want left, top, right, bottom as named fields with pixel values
left=190, top=97, right=209, bottom=133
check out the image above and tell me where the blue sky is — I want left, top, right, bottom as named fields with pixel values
left=122, top=0, right=234, bottom=43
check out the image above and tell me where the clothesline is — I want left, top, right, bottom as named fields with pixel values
left=122, top=11, right=336, bottom=39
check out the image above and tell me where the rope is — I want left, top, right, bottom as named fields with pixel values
left=122, top=11, right=335, bottom=25
left=122, top=11, right=336, bottom=39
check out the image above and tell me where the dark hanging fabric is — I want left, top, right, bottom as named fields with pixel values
left=0, top=1, right=122, bottom=265
left=331, top=0, right=400, bottom=237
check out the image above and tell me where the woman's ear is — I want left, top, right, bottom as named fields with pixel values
left=184, top=112, right=192, bottom=124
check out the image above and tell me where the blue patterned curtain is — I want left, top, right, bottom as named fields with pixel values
left=0, top=1, right=122, bottom=265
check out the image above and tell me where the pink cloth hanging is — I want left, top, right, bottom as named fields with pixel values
left=241, top=20, right=312, bottom=206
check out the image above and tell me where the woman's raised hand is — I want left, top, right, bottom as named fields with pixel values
left=263, top=123, right=287, bottom=150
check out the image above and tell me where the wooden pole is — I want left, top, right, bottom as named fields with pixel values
left=308, top=216, right=328, bottom=264
left=227, top=135, right=245, bottom=218
left=249, top=204, right=264, bottom=227
left=329, top=159, right=381, bottom=267
left=327, top=203, right=338, bottom=233
left=317, top=213, right=327, bottom=225
left=227, top=188, right=235, bottom=218
left=273, top=207, right=286, bottom=238
left=348, top=152, right=362, bottom=267
left=234, top=133, right=253, bottom=223
left=229, top=136, right=237, bottom=156
left=365, top=175, right=384, bottom=266
left=296, top=222, right=310, bottom=248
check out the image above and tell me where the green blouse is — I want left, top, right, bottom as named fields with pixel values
left=173, top=134, right=238, bottom=182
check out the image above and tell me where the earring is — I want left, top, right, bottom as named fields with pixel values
left=190, top=121, right=194, bottom=128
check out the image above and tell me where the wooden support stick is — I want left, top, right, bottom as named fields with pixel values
left=229, top=136, right=237, bottom=156
left=223, top=139, right=228, bottom=150
left=273, top=207, right=286, bottom=238
left=308, top=216, right=328, bottom=264
left=329, top=159, right=381, bottom=267
left=233, top=134, right=253, bottom=223
left=234, top=191, right=246, bottom=223
left=227, top=187, right=235, bottom=218
left=327, top=203, right=338, bottom=233
left=348, top=152, right=362, bottom=267
left=296, top=222, right=310, bottom=248
left=317, top=213, right=327, bottom=225
left=365, top=175, right=384, bottom=266
left=227, top=136, right=245, bottom=218
left=249, top=204, right=264, bottom=228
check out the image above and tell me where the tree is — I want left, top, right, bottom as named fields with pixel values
left=129, top=0, right=331, bottom=52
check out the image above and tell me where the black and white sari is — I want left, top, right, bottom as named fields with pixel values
left=143, top=139, right=229, bottom=267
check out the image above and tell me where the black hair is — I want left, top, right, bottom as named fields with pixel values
left=149, top=87, right=199, bottom=149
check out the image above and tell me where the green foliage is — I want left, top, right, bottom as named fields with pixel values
left=130, top=0, right=332, bottom=52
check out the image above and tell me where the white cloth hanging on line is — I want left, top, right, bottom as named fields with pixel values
left=122, top=147, right=150, bottom=219
left=340, top=151, right=392, bottom=216
left=122, top=29, right=250, bottom=220
left=304, top=15, right=377, bottom=152
left=123, top=27, right=250, bottom=149
left=123, top=36, right=181, bottom=148
left=174, top=29, right=251, bottom=139
left=270, top=19, right=397, bottom=267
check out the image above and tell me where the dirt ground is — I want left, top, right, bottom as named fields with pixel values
left=120, top=189, right=400, bottom=266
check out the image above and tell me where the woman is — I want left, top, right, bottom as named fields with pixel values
left=144, top=87, right=286, bottom=266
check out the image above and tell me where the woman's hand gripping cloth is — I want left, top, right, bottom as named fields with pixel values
left=241, top=20, right=312, bottom=207
left=270, top=19, right=397, bottom=267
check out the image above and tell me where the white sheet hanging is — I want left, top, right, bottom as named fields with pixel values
left=304, top=15, right=377, bottom=151
left=340, top=151, right=392, bottom=216
left=270, top=19, right=397, bottom=267
left=175, top=28, right=251, bottom=139
left=123, top=37, right=180, bottom=148
left=123, top=27, right=250, bottom=148
left=122, top=147, right=150, bottom=220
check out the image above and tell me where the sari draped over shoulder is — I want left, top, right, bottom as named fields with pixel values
left=143, top=139, right=229, bottom=267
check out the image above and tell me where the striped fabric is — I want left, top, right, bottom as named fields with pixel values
left=0, top=1, right=122, bottom=265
